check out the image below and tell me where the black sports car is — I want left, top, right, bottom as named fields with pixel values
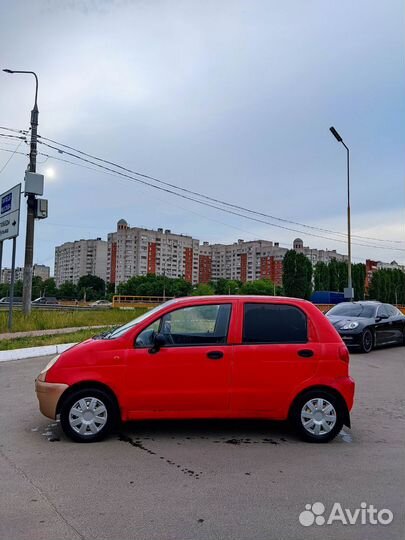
left=326, top=301, right=405, bottom=353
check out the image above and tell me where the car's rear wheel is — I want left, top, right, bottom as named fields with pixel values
left=291, top=390, right=344, bottom=443
left=60, top=388, right=117, bottom=443
left=359, top=328, right=373, bottom=353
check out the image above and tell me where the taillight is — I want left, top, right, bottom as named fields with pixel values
left=339, top=344, right=349, bottom=363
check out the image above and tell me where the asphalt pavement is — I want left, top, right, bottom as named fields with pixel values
left=0, top=347, right=404, bottom=540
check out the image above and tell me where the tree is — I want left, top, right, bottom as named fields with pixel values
left=0, top=283, right=9, bottom=298
left=214, top=279, right=241, bottom=295
left=282, top=250, right=313, bottom=299
left=42, top=278, right=58, bottom=297
left=192, top=283, right=215, bottom=296
left=58, top=281, right=78, bottom=300
left=240, top=279, right=281, bottom=295
left=13, top=280, right=23, bottom=297
left=314, top=262, right=329, bottom=291
left=352, top=263, right=366, bottom=301
left=31, top=276, right=43, bottom=300
left=368, top=268, right=405, bottom=304
left=118, top=274, right=192, bottom=298
left=77, top=275, right=105, bottom=300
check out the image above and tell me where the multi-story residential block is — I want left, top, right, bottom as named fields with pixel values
left=54, top=238, right=108, bottom=286
left=365, top=259, right=405, bottom=290
left=32, top=264, right=51, bottom=281
left=291, top=238, right=348, bottom=264
left=107, top=220, right=200, bottom=286
left=198, top=237, right=348, bottom=285
left=1, top=264, right=51, bottom=284
left=198, top=239, right=286, bottom=284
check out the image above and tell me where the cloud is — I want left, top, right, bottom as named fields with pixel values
left=0, top=0, right=404, bottom=270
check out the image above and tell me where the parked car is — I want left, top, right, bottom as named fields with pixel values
left=326, top=301, right=405, bottom=353
left=32, top=296, right=59, bottom=305
left=35, top=295, right=355, bottom=443
left=0, top=296, right=22, bottom=304
left=90, top=299, right=112, bottom=308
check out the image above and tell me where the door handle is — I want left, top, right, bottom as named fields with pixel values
left=207, top=351, right=224, bottom=360
left=298, top=349, right=314, bottom=358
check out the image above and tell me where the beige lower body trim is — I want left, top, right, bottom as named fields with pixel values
left=35, top=376, right=68, bottom=420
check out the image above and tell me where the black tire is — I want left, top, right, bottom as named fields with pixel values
left=290, top=389, right=344, bottom=443
left=359, top=328, right=373, bottom=354
left=60, top=388, right=117, bottom=443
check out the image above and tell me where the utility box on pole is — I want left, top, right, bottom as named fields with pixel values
left=24, top=171, right=44, bottom=196
left=35, top=198, right=48, bottom=219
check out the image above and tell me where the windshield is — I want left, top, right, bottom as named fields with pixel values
left=327, top=303, right=377, bottom=318
left=103, top=299, right=178, bottom=339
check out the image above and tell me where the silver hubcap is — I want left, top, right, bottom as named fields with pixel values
left=301, top=398, right=337, bottom=436
left=69, top=397, right=108, bottom=436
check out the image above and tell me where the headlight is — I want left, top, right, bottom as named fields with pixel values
left=40, top=354, right=60, bottom=374
left=340, top=321, right=359, bottom=330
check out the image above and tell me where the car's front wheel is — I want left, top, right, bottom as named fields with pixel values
left=359, top=328, right=373, bottom=353
left=60, top=388, right=117, bottom=443
left=291, top=390, right=344, bottom=443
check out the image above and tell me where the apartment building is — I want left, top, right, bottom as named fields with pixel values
left=54, top=238, right=108, bottom=286
left=199, top=239, right=286, bottom=284
left=32, top=264, right=51, bottom=281
left=292, top=238, right=348, bottom=264
left=365, top=259, right=405, bottom=290
left=107, top=220, right=200, bottom=286
left=1, top=264, right=50, bottom=284
left=198, top=237, right=347, bottom=285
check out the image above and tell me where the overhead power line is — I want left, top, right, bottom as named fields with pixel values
left=27, top=144, right=405, bottom=253
left=0, top=125, right=28, bottom=134
left=36, top=133, right=404, bottom=246
left=0, top=140, right=24, bottom=175
left=2, top=127, right=403, bottom=251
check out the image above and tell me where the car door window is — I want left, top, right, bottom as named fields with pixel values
left=377, top=305, right=389, bottom=319
left=243, top=303, right=307, bottom=344
left=160, top=304, right=232, bottom=346
left=136, top=319, right=161, bottom=347
left=384, top=304, right=398, bottom=317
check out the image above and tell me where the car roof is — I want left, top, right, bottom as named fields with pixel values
left=346, top=301, right=382, bottom=305
left=167, top=295, right=310, bottom=305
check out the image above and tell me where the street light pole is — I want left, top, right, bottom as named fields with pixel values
left=3, top=69, right=39, bottom=315
left=329, top=126, right=353, bottom=301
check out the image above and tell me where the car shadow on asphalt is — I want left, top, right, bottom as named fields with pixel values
left=36, top=418, right=353, bottom=446
left=120, top=418, right=299, bottom=445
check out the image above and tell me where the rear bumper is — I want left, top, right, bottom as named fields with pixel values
left=338, top=375, right=355, bottom=412
left=35, top=373, right=68, bottom=420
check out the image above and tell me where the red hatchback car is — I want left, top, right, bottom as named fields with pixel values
left=35, top=296, right=355, bottom=443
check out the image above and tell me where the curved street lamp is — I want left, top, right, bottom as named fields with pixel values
left=329, top=126, right=353, bottom=301
left=3, top=68, right=39, bottom=315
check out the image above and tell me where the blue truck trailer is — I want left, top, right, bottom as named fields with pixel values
left=310, top=291, right=346, bottom=304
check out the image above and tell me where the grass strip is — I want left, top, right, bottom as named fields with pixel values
left=0, top=308, right=146, bottom=334
left=0, top=327, right=111, bottom=351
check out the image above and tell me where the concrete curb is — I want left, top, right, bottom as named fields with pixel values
left=0, top=343, right=78, bottom=362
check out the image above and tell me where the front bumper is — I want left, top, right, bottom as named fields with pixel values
left=35, top=373, right=68, bottom=420
left=338, top=331, right=363, bottom=348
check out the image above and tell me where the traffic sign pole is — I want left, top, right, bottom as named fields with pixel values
left=8, top=237, right=17, bottom=331
left=0, top=240, right=3, bottom=282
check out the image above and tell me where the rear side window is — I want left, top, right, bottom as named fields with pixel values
left=243, top=303, right=307, bottom=344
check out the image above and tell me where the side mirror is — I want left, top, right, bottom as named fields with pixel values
left=376, top=314, right=388, bottom=322
left=148, top=333, right=166, bottom=354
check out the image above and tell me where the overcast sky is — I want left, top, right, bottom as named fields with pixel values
left=0, top=0, right=404, bottom=272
